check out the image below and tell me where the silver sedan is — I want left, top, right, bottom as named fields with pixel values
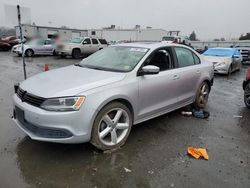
left=12, top=39, right=56, bottom=57
left=203, top=47, right=242, bottom=75
left=12, top=43, right=214, bottom=150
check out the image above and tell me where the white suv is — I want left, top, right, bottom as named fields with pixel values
left=56, top=37, right=108, bottom=58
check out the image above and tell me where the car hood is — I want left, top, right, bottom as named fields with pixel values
left=20, top=65, right=126, bottom=98
left=203, top=55, right=232, bottom=64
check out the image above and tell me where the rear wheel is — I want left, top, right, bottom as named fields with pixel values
left=72, top=49, right=81, bottom=59
left=91, top=102, right=133, bottom=151
left=244, top=82, right=250, bottom=109
left=25, top=49, right=34, bottom=57
left=194, top=82, right=210, bottom=108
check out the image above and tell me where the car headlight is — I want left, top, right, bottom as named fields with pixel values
left=216, top=62, right=226, bottom=67
left=41, top=96, right=85, bottom=111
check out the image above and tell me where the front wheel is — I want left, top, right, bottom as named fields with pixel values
left=194, top=82, right=210, bottom=108
left=244, top=82, right=250, bottom=109
left=91, top=102, right=133, bottom=151
left=25, top=49, right=34, bottom=57
left=72, top=49, right=81, bottom=59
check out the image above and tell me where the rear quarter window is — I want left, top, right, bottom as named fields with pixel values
left=99, top=39, right=108, bottom=44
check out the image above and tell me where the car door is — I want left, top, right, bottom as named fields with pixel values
left=137, top=48, right=180, bottom=120
left=34, top=39, right=45, bottom=54
left=173, top=46, right=202, bottom=105
left=44, top=40, right=54, bottom=55
left=82, top=38, right=92, bottom=54
left=91, top=38, right=100, bottom=53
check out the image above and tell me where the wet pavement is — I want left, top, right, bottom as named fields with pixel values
left=0, top=51, right=249, bottom=188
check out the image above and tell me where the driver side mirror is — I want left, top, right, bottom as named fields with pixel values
left=82, top=41, right=87, bottom=45
left=140, top=65, right=160, bottom=75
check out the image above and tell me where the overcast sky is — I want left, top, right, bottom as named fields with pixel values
left=0, top=0, right=250, bottom=40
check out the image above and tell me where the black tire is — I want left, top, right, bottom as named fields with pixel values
left=194, top=82, right=210, bottom=109
left=91, top=102, right=133, bottom=151
left=25, top=49, right=34, bottom=57
left=244, top=82, right=250, bottom=109
left=52, top=50, right=57, bottom=56
left=72, top=48, right=81, bottom=59
left=228, top=64, right=233, bottom=75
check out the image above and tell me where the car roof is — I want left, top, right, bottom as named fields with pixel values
left=113, top=42, right=186, bottom=50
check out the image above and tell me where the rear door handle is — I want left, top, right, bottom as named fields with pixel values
left=196, top=70, right=201, bottom=74
left=172, top=75, right=179, bottom=80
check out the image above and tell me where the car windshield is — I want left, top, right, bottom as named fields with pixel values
left=79, top=46, right=149, bottom=72
left=70, top=37, right=83, bottom=44
left=162, top=36, right=175, bottom=41
left=203, top=48, right=238, bottom=57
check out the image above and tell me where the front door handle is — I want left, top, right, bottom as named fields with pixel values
left=196, top=70, right=201, bottom=74
left=172, top=75, right=179, bottom=80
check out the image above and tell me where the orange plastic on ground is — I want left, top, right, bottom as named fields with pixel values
left=187, top=147, right=209, bottom=160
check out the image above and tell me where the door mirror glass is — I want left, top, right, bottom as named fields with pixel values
left=142, top=65, right=160, bottom=75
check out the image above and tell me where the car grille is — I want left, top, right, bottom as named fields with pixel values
left=16, top=87, right=46, bottom=107
left=239, top=49, right=250, bottom=60
left=15, top=106, right=73, bottom=139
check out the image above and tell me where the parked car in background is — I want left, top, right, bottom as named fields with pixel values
left=203, top=48, right=242, bottom=75
left=236, top=46, right=250, bottom=64
left=12, top=42, right=214, bottom=150
left=0, top=36, right=20, bottom=51
left=12, top=39, right=56, bottom=57
left=56, top=37, right=108, bottom=59
left=162, top=36, right=191, bottom=46
left=0, top=41, right=11, bottom=51
left=243, top=68, right=250, bottom=109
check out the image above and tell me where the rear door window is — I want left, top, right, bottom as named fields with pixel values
left=99, top=39, right=108, bottom=44
left=174, top=47, right=196, bottom=67
left=91, top=38, right=99, bottom=44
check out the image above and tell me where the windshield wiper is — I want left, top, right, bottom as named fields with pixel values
left=74, top=63, right=84, bottom=67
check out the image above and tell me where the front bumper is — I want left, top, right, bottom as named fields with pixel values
left=12, top=94, right=96, bottom=144
left=214, top=64, right=229, bottom=74
left=12, top=48, right=22, bottom=55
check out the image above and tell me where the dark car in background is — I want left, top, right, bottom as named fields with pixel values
left=243, top=67, right=250, bottom=109
left=0, top=36, right=19, bottom=51
left=236, top=46, right=250, bottom=64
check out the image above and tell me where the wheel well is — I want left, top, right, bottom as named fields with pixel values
left=203, top=80, right=212, bottom=91
left=105, top=99, right=134, bottom=119
left=25, top=48, right=33, bottom=53
left=72, top=48, right=81, bottom=53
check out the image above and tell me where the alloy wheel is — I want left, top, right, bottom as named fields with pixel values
left=98, top=108, right=130, bottom=146
left=198, top=83, right=209, bottom=107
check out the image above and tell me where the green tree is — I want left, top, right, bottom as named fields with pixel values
left=189, top=31, right=197, bottom=41
left=239, top=33, right=250, bottom=40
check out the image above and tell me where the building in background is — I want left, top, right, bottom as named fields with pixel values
left=15, top=24, right=88, bottom=40
left=15, top=24, right=169, bottom=42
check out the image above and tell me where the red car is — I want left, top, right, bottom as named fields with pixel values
left=0, top=36, right=19, bottom=49
left=0, top=41, right=11, bottom=51
left=243, top=67, right=250, bottom=109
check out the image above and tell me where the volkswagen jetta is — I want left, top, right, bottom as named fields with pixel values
left=12, top=42, right=214, bottom=150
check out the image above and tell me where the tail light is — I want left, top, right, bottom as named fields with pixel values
left=246, top=68, right=250, bottom=80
